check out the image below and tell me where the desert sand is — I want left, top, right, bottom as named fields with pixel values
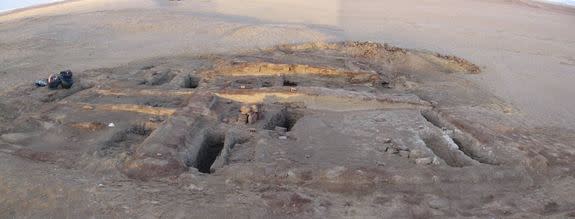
left=0, top=0, right=574, bottom=218
left=1, top=0, right=574, bottom=128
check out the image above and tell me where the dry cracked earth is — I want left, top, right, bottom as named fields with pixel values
left=1, top=42, right=575, bottom=218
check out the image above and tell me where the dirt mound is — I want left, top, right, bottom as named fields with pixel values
left=0, top=42, right=573, bottom=218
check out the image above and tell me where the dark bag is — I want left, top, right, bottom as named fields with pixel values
left=47, top=74, right=61, bottom=89
left=59, top=70, right=74, bottom=89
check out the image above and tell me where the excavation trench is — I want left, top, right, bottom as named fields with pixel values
left=214, top=89, right=429, bottom=112
left=194, top=131, right=226, bottom=174
left=282, top=79, right=298, bottom=87
left=77, top=103, right=177, bottom=116
left=421, top=134, right=476, bottom=167
left=264, top=108, right=303, bottom=131
left=420, top=110, right=498, bottom=165
left=99, top=124, right=153, bottom=157
left=182, top=74, right=200, bottom=89
left=184, top=127, right=252, bottom=174
left=211, top=62, right=380, bottom=84
left=92, top=88, right=195, bottom=97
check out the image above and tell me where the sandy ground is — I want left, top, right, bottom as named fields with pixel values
left=1, top=40, right=574, bottom=218
left=0, top=0, right=574, bottom=128
left=1, top=1, right=575, bottom=215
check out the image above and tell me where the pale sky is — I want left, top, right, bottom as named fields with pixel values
left=542, top=0, right=575, bottom=5
left=0, top=0, right=63, bottom=12
left=2, top=0, right=575, bottom=13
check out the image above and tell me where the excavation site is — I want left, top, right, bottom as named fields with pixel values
left=1, top=42, right=575, bottom=218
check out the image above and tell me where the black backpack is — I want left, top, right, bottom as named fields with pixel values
left=59, top=70, right=74, bottom=89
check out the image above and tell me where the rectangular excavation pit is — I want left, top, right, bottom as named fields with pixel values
left=211, top=133, right=250, bottom=169
left=92, top=88, right=195, bottom=97
left=282, top=79, right=299, bottom=87
left=194, top=131, right=226, bottom=174
left=214, top=89, right=430, bottom=112
left=77, top=103, right=177, bottom=116
left=99, top=123, right=153, bottom=157
left=211, top=62, right=380, bottom=84
left=264, top=108, right=303, bottom=132
left=224, top=76, right=278, bottom=89
left=421, top=110, right=499, bottom=165
left=182, top=74, right=200, bottom=89
left=79, top=95, right=185, bottom=108
left=261, top=80, right=274, bottom=87
left=420, top=133, right=476, bottom=167
left=231, top=78, right=259, bottom=89
left=226, top=75, right=329, bottom=89
left=186, top=129, right=249, bottom=174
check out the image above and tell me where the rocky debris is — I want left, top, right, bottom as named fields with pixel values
left=384, top=141, right=410, bottom=155
left=415, top=157, right=434, bottom=165
left=247, top=112, right=258, bottom=124
left=143, top=69, right=176, bottom=86
left=434, top=53, right=481, bottom=73
left=237, top=114, right=248, bottom=124
left=237, top=104, right=261, bottom=125
left=275, top=126, right=288, bottom=135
